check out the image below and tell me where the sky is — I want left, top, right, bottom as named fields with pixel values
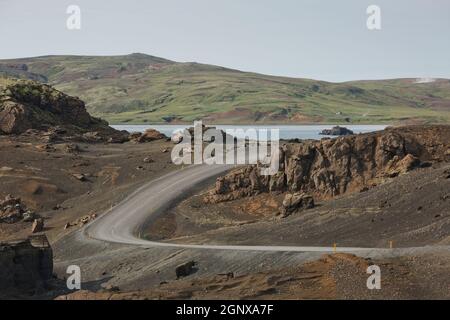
left=0, top=0, right=449, bottom=82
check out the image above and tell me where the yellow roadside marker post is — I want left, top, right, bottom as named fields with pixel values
left=333, top=243, right=337, bottom=253
left=389, top=240, right=393, bottom=249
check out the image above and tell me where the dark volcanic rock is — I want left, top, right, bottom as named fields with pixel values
left=0, top=235, right=53, bottom=293
left=175, top=261, right=196, bottom=279
left=320, top=126, right=354, bottom=136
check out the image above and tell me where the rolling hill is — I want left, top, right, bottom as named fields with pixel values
left=1, top=53, right=450, bottom=124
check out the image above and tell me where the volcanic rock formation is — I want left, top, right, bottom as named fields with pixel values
left=204, top=126, right=450, bottom=203
left=0, top=79, right=128, bottom=142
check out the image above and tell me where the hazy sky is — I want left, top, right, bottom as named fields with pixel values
left=0, top=0, right=449, bottom=82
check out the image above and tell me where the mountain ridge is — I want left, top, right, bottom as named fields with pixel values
left=1, top=53, right=449, bottom=124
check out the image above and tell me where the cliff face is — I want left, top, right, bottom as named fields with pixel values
left=0, top=235, right=53, bottom=293
left=204, top=126, right=450, bottom=203
left=0, top=79, right=127, bottom=141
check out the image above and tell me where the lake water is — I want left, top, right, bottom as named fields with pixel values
left=111, top=124, right=388, bottom=140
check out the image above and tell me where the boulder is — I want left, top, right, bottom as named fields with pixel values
left=72, top=173, right=87, bottom=181
left=79, top=215, right=91, bottom=225
left=129, top=132, right=142, bottom=140
left=0, top=194, right=21, bottom=208
left=70, top=213, right=97, bottom=227
left=0, top=195, right=27, bottom=223
left=175, top=261, right=196, bottom=279
left=171, top=130, right=185, bottom=144
left=107, top=132, right=129, bottom=144
left=134, top=129, right=166, bottom=143
left=279, top=193, right=314, bottom=217
left=31, top=218, right=44, bottom=233
left=143, top=157, right=154, bottom=163
left=387, top=154, right=421, bottom=177
left=22, top=210, right=36, bottom=222
left=171, top=125, right=234, bottom=144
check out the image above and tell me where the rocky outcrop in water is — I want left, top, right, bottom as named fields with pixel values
left=320, top=126, right=354, bottom=136
left=204, top=126, right=450, bottom=203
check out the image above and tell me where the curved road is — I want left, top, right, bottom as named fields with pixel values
left=84, top=164, right=446, bottom=254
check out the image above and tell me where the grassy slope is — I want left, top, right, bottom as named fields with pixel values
left=1, top=53, right=449, bottom=124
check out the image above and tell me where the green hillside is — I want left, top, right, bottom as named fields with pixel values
left=1, top=53, right=449, bottom=124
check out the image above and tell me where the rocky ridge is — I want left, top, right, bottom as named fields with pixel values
left=204, top=126, right=450, bottom=204
left=0, top=79, right=128, bottom=142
